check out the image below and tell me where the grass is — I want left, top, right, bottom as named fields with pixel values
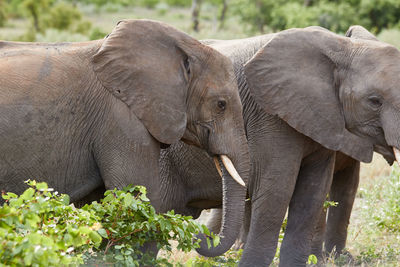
left=1, top=4, right=400, bottom=266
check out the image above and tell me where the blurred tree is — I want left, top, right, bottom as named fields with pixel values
left=233, top=0, right=400, bottom=34
left=47, top=2, right=82, bottom=30
left=359, top=0, right=400, bottom=33
left=207, top=0, right=229, bottom=29
left=166, top=0, right=191, bottom=7
left=0, top=0, right=7, bottom=27
left=6, top=0, right=26, bottom=18
left=219, top=0, right=228, bottom=28
left=233, top=0, right=285, bottom=33
left=22, top=0, right=52, bottom=32
left=191, top=0, right=202, bottom=31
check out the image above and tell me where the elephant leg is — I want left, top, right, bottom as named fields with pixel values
left=239, top=149, right=303, bottom=266
left=325, top=158, right=360, bottom=256
left=311, top=207, right=327, bottom=263
left=279, top=147, right=335, bottom=267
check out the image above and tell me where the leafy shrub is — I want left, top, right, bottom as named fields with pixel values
left=232, top=0, right=400, bottom=34
left=0, top=180, right=102, bottom=266
left=45, top=2, right=82, bottom=30
left=85, top=186, right=214, bottom=266
left=164, top=0, right=191, bottom=7
left=0, top=181, right=216, bottom=266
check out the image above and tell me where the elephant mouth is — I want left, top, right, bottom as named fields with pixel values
left=213, top=155, right=246, bottom=187
left=374, top=144, right=395, bottom=165
left=187, top=199, right=222, bottom=209
left=393, top=147, right=400, bottom=165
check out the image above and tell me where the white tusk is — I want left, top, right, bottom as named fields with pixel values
left=393, top=147, right=400, bottom=165
left=220, top=155, right=246, bottom=187
left=213, top=156, right=223, bottom=178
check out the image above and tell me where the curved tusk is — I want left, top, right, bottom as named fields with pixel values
left=213, top=156, right=223, bottom=178
left=393, top=147, right=400, bottom=165
left=220, top=155, right=246, bottom=187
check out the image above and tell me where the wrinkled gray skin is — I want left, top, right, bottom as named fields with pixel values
left=0, top=19, right=250, bottom=257
left=161, top=25, right=400, bottom=266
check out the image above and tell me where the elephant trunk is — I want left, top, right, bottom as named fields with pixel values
left=196, top=138, right=250, bottom=257
left=381, top=105, right=400, bottom=164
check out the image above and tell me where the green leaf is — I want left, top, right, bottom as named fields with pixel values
left=36, top=182, right=48, bottom=191
left=28, top=233, right=42, bottom=245
left=115, top=255, right=124, bottom=261
left=21, top=188, right=35, bottom=201
left=307, top=254, right=318, bottom=264
left=89, top=231, right=102, bottom=245
left=213, top=235, right=220, bottom=247
left=61, top=194, right=70, bottom=205
left=123, top=193, right=133, bottom=207
left=24, top=251, right=34, bottom=266
left=97, top=228, right=108, bottom=238
left=206, top=237, right=211, bottom=249
left=201, top=224, right=210, bottom=236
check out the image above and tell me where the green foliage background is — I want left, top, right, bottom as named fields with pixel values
left=1, top=0, right=400, bottom=40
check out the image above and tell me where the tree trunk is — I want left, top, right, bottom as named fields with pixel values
left=255, top=0, right=264, bottom=33
left=304, top=0, right=313, bottom=6
left=218, top=0, right=228, bottom=29
left=191, top=0, right=203, bottom=32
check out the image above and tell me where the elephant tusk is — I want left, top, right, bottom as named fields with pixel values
left=220, top=155, right=246, bottom=187
left=213, top=156, right=223, bottom=178
left=393, top=147, right=400, bottom=165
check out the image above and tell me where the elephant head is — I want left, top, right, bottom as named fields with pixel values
left=244, top=25, right=400, bottom=165
left=92, top=20, right=250, bottom=256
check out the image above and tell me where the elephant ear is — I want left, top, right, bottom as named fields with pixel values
left=345, top=25, right=378, bottom=41
left=244, top=27, right=373, bottom=162
left=93, top=19, right=199, bottom=144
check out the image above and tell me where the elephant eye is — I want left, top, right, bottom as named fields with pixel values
left=183, top=56, right=191, bottom=79
left=217, top=99, right=226, bottom=110
left=368, top=95, right=382, bottom=108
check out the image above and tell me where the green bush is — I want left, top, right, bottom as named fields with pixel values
left=46, top=2, right=82, bottom=30
left=232, top=0, right=400, bottom=34
left=0, top=180, right=102, bottom=266
left=164, top=0, right=191, bottom=7
left=0, top=181, right=217, bottom=266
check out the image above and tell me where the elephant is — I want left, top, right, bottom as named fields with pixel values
left=160, top=25, right=400, bottom=266
left=0, top=19, right=251, bottom=257
left=311, top=25, right=397, bottom=261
